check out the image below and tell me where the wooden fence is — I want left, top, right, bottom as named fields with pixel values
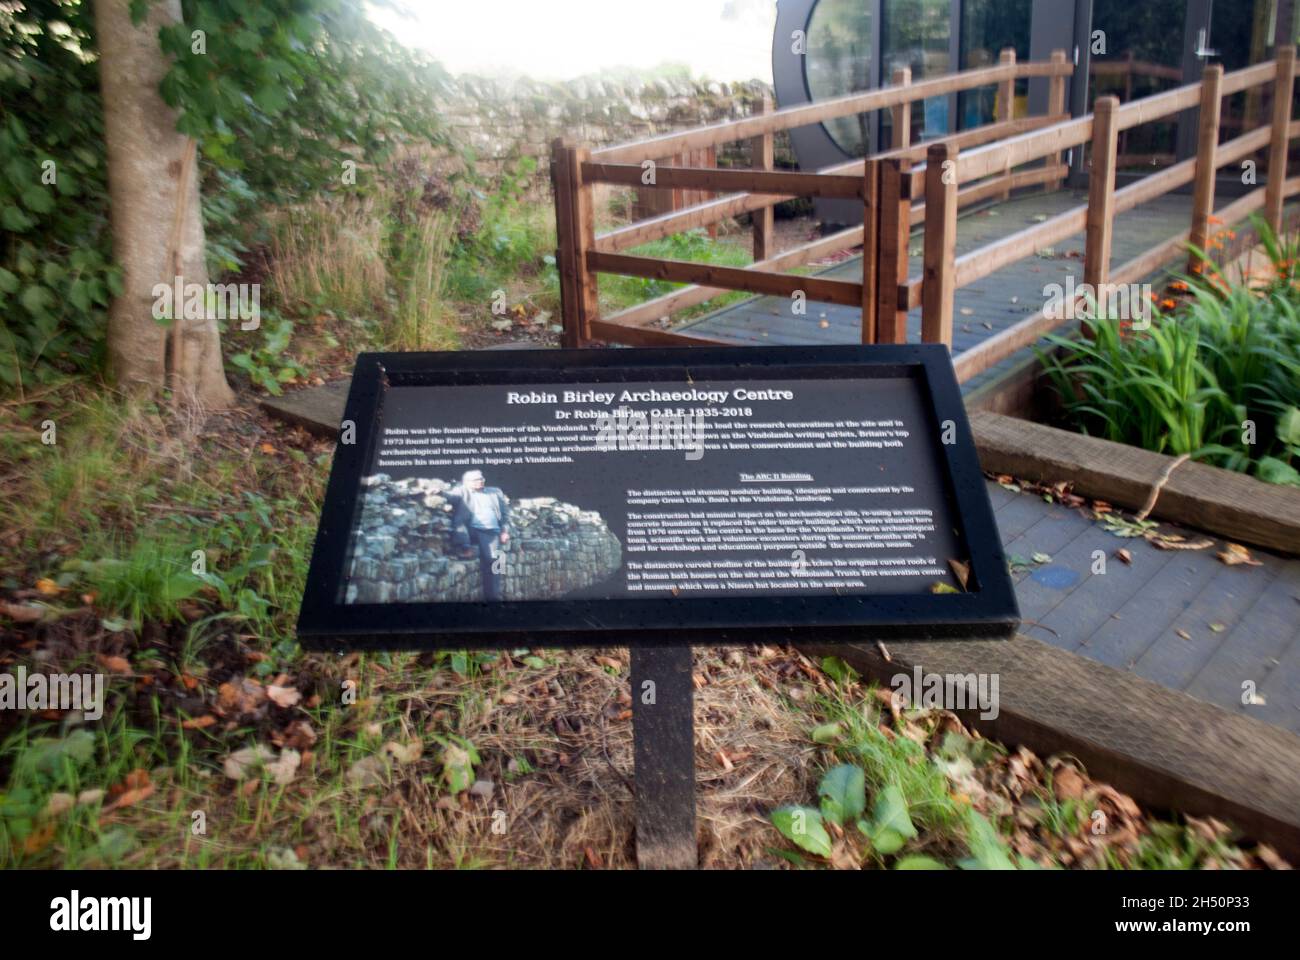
left=550, top=46, right=1299, bottom=384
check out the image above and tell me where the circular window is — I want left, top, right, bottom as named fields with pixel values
left=805, top=0, right=875, bottom=156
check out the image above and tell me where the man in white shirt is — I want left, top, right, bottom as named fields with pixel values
left=447, top=469, right=511, bottom=600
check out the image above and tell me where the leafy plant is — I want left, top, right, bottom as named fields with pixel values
left=1039, top=218, right=1300, bottom=486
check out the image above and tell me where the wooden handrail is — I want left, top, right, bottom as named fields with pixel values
left=956, top=59, right=1279, bottom=185
left=594, top=115, right=1062, bottom=253
left=588, top=251, right=863, bottom=306
left=601, top=225, right=865, bottom=331
left=581, top=162, right=867, bottom=199
left=951, top=184, right=1285, bottom=385
left=591, top=59, right=1070, bottom=164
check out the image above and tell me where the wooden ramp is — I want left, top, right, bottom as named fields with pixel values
left=988, top=479, right=1300, bottom=736
left=672, top=187, right=1218, bottom=396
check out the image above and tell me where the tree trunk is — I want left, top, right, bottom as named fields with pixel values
left=95, top=0, right=233, bottom=408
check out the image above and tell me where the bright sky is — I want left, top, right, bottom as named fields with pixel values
left=368, top=0, right=778, bottom=83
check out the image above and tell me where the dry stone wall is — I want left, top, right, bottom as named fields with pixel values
left=435, top=73, right=794, bottom=190
left=345, top=475, right=623, bottom=603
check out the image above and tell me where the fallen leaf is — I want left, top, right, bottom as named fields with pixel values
left=41, top=792, right=76, bottom=820
left=264, top=749, right=301, bottom=785
left=948, top=558, right=971, bottom=591
left=0, top=600, right=45, bottom=623
left=224, top=744, right=277, bottom=780
left=348, top=755, right=389, bottom=788
left=1218, top=543, right=1262, bottom=566
left=35, top=578, right=60, bottom=596
left=266, top=684, right=302, bottom=709
left=383, top=741, right=423, bottom=764
left=1151, top=536, right=1214, bottom=551
left=1176, top=628, right=1191, bottom=640
left=23, top=822, right=56, bottom=854
left=97, top=654, right=133, bottom=676
left=1116, top=548, right=1133, bottom=565
left=259, top=442, right=277, bottom=454
left=99, top=784, right=155, bottom=817
left=216, top=678, right=266, bottom=716
left=181, top=714, right=217, bottom=730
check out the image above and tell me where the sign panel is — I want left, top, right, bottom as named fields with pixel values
left=297, top=345, right=1019, bottom=649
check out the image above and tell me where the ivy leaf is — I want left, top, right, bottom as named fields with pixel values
left=21, top=186, right=54, bottom=214
left=19, top=284, right=54, bottom=316
left=859, top=784, right=918, bottom=855
left=817, top=764, right=866, bottom=826
left=2, top=204, right=35, bottom=232
left=958, top=809, right=1017, bottom=870
left=894, top=854, right=949, bottom=869
left=1277, top=407, right=1300, bottom=447
left=1256, top=456, right=1300, bottom=488
left=770, top=805, right=832, bottom=857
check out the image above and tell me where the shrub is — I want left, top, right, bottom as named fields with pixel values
left=1039, top=218, right=1300, bottom=487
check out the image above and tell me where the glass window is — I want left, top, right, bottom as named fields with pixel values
left=881, top=0, right=952, bottom=145
left=958, top=0, right=1031, bottom=129
left=1089, top=0, right=1185, bottom=171
left=805, top=0, right=876, bottom=156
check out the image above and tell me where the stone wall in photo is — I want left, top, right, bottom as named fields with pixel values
left=344, top=474, right=623, bottom=603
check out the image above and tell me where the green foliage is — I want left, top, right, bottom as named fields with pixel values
left=770, top=805, right=833, bottom=857
left=228, top=310, right=307, bottom=396
left=0, top=0, right=457, bottom=390
left=446, top=156, right=552, bottom=304
left=1039, top=219, right=1300, bottom=486
left=857, top=783, right=919, bottom=855
left=0, top=4, right=121, bottom=388
left=817, top=763, right=866, bottom=825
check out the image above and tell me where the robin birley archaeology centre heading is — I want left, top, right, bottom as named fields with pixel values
left=340, top=376, right=965, bottom=606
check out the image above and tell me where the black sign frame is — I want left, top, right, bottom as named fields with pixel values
left=296, top=344, right=1019, bottom=651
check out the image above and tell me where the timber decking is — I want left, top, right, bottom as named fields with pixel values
left=672, top=187, right=1235, bottom=395
left=989, top=478, right=1300, bottom=735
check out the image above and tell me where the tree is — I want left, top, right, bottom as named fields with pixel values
left=94, top=0, right=232, bottom=407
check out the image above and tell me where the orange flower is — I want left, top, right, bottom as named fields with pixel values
left=1207, top=215, right=1223, bottom=225
left=1160, top=298, right=1176, bottom=309
left=1170, top=280, right=1188, bottom=291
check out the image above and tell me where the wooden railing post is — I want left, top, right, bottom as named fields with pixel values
left=1047, top=49, right=1068, bottom=191
left=891, top=67, right=912, bottom=151
left=875, top=158, right=911, bottom=343
left=861, top=157, right=880, bottom=342
left=922, top=142, right=958, bottom=347
left=550, top=138, right=598, bottom=347
left=1265, top=45, right=1296, bottom=234
left=1188, top=64, right=1224, bottom=275
left=1084, top=96, right=1120, bottom=335
left=997, top=48, right=1017, bottom=200
left=750, top=96, right=775, bottom=261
